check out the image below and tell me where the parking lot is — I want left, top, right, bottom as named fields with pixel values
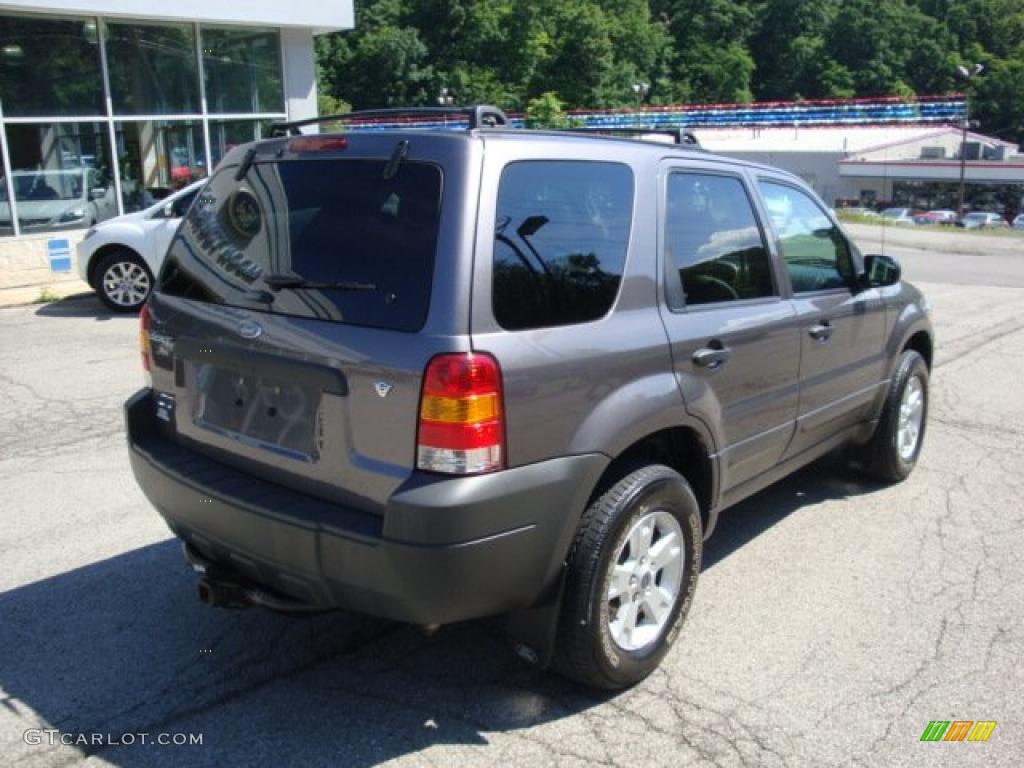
left=1, top=228, right=1022, bottom=767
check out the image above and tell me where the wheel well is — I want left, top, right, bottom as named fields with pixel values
left=592, top=427, right=714, bottom=530
left=85, top=244, right=142, bottom=288
left=903, top=331, right=933, bottom=370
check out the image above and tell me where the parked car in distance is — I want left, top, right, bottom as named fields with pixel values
left=838, top=206, right=879, bottom=218
left=126, top=108, right=934, bottom=689
left=1012, top=214, right=1024, bottom=231
left=0, top=168, right=117, bottom=233
left=77, top=180, right=204, bottom=311
left=912, top=210, right=957, bottom=225
left=880, top=207, right=919, bottom=224
left=956, top=211, right=1009, bottom=229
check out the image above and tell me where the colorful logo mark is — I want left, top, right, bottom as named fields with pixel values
left=920, top=721, right=996, bottom=742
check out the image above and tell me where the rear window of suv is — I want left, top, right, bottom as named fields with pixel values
left=159, top=157, right=442, bottom=332
left=492, top=161, right=633, bottom=330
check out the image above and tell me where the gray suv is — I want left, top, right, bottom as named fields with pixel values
left=126, top=106, right=933, bottom=689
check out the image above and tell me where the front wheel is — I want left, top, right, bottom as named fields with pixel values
left=863, top=350, right=929, bottom=481
left=95, top=250, right=153, bottom=312
left=554, top=465, right=702, bottom=689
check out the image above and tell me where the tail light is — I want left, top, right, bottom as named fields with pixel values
left=288, top=136, right=348, bottom=153
left=139, top=303, right=152, bottom=381
left=417, top=353, right=505, bottom=475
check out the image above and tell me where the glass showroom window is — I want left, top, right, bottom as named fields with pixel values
left=203, top=27, right=283, bottom=114
left=0, top=142, right=12, bottom=236
left=116, top=121, right=206, bottom=212
left=105, top=20, right=200, bottom=115
left=209, top=119, right=272, bottom=168
left=0, top=14, right=104, bottom=117
left=4, top=122, right=115, bottom=233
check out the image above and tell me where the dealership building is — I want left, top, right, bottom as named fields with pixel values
left=0, top=0, right=353, bottom=290
left=694, top=124, right=1024, bottom=212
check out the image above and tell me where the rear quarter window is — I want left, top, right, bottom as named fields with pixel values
left=492, top=160, right=633, bottom=330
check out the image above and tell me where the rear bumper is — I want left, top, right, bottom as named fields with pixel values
left=126, top=389, right=607, bottom=625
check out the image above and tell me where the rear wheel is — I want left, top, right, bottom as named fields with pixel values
left=95, top=250, right=152, bottom=312
left=554, top=465, right=702, bottom=689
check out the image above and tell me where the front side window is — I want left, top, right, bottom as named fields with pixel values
left=665, top=173, right=775, bottom=306
left=759, top=180, right=854, bottom=293
left=492, top=161, right=633, bottom=330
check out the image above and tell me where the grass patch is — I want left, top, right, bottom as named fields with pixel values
left=837, top=212, right=1024, bottom=238
left=34, top=287, right=61, bottom=304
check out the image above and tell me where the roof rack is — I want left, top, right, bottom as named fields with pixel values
left=559, top=126, right=703, bottom=148
left=270, top=105, right=510, bottom=136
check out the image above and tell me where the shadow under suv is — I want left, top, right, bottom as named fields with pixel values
left=126, top=106, right=933, bottom=689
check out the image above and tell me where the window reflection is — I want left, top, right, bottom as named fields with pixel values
left=105, top=21, right=199, bottom=115
left=759, top=181, right=853, bottom=293
left=492, top=161, right=633, bottom=330
left=209, top=119, right=269, bottom=169
left=0, top=14, right=104, bottom=117
left=116, top=121, right=207, bottom=212
left=4, top=122, right=115, bottom=233
left=666, top=174, right=775, bottom=305
left=0, top=142, right=10, bottom=236
left=202, top=27, right=283, bottom=114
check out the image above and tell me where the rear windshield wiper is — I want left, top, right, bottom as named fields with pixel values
left=262, top=273, right=377, bottom=292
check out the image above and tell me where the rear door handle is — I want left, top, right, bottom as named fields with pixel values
left=808, top=321, right=834, bottom=341
left=692, top=343, right=732, bottom=369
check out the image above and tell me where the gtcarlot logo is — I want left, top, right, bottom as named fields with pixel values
left=920, top=721, right=997, bottom=742
left=24, top=729, right=203, bottom=747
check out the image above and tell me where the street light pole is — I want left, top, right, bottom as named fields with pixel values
left=631, top=82, right=649, bottom=110
left=956, top=63, right=984, bottom=217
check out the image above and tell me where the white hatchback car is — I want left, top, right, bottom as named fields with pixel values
left=77, top=181, right=203, bottom=311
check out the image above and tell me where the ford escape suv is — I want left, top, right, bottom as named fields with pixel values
left=126, top=106, right=933, bottom=689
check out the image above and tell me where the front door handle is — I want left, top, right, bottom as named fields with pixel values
left=692, top=343, right=732, bottom=369
left=808, top=321, right=834, bottom=341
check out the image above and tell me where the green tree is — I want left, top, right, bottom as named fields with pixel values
left=524, top=91, right=570, bottom=128
left=311, top=0, right=1024, bottom=143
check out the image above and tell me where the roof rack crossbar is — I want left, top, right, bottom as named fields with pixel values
left=270, top=105, right=509, bottom=136
left=559, top=126, right=703, bottom=148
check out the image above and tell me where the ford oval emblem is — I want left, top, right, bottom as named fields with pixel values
left=237, top=320, right=263, bottom=339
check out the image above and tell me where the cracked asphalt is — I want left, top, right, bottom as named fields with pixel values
left=1, top=230, right=1022, bottom=767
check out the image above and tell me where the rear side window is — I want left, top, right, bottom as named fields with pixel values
left=492, top=161, right=633, bottom=330
left=665, top=173, right=775, bottom=306
left=159, top=158, right=441, bottom=331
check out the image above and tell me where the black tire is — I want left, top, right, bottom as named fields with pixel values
left=554, top=464, right=702, bottom=689
left=93, top=249, right=153, bottom=312
left=863, top=350, right=929, bottom=482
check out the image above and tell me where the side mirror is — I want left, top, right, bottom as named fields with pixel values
left=89, top=187, right=106, bottom=200
left=862, top=253, right=901, bottom=288
left=161, top=202, right=176, bottom=219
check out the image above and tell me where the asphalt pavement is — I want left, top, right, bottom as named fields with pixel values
left=1, top=229, right=1022, bottom=767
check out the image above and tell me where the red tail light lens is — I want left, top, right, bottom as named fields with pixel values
left=288, top=136, right=348, bottom=153
left=139, top=303, right=151, bottom=375
left=417, top=353, right=505, bottom=474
